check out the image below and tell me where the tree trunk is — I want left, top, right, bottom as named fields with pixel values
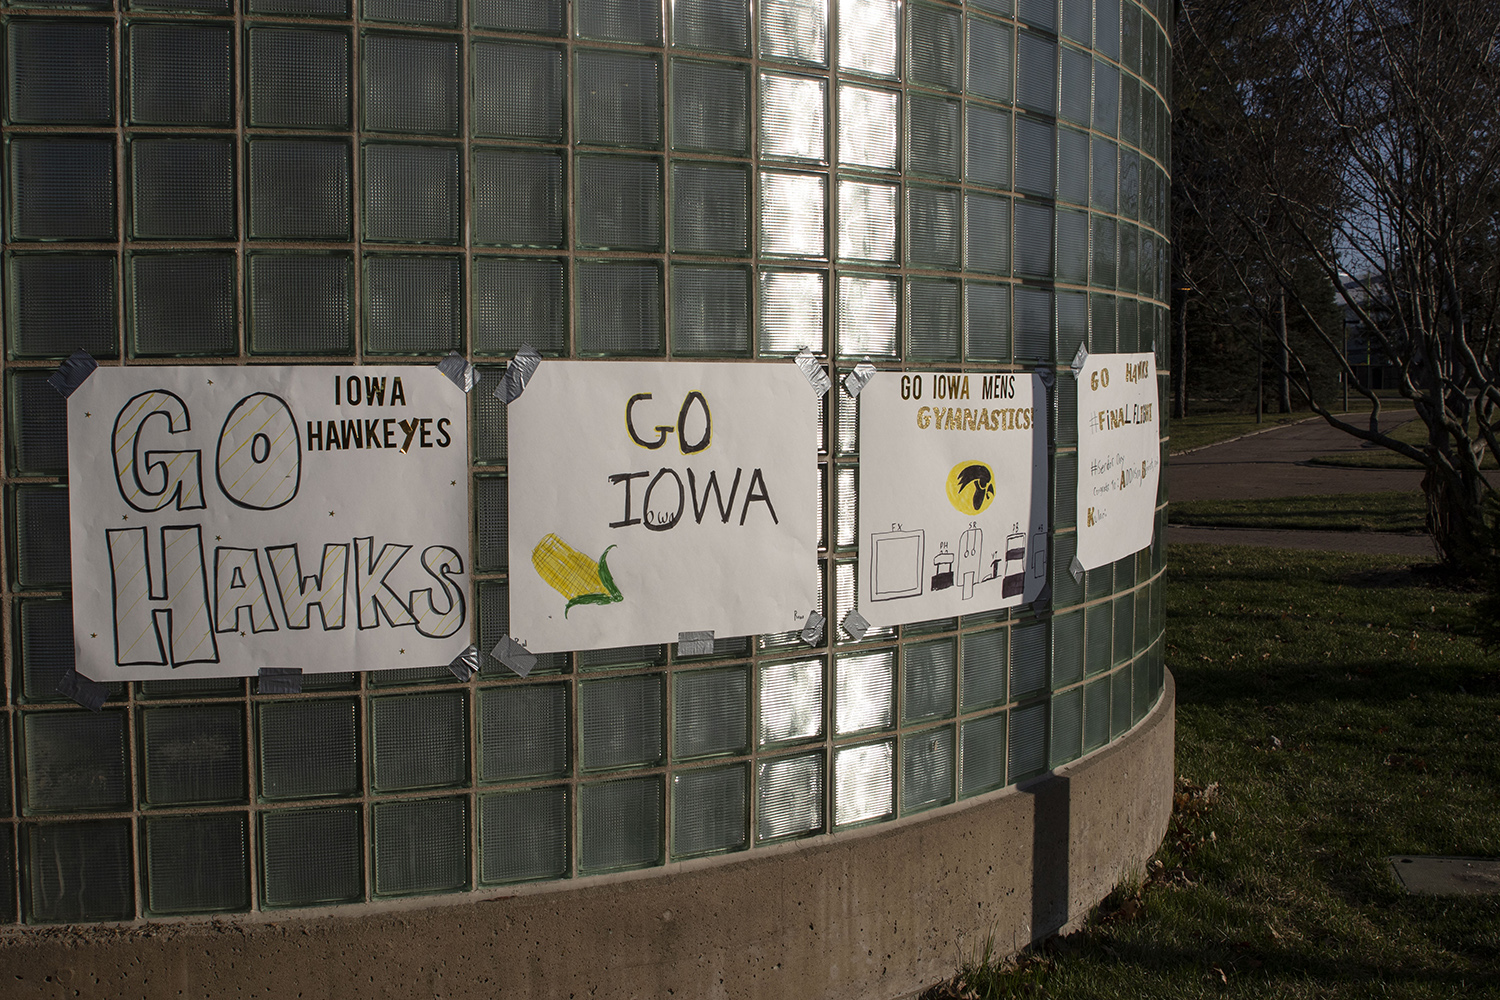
left=1173, top=288, right=1188, bottom=419
left=1276, top=288, right=1292, bottom=414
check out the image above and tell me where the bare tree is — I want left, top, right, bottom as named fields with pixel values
left=1176, top=0, right=1500, bottom=572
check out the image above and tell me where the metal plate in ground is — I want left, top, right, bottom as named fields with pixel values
left=1389, top=856, right=1500, bottom=896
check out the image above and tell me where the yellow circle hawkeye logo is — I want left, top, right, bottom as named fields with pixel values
left=946, top=461, right=996, bottom=514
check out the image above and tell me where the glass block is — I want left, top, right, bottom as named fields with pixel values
left=1062, top=0, right=1091, bottom=44
left=674, top=0, right=749, bottom=52
left=964, top=193, right=1010, bottom=276
left=575, top=259, right=664, bottom=355
left=11, top=485, right=67, bottom=588
left=838, top=274, right=897, bottom=358
left=965, top=281, right=1010, bottom=361
left=903, top=725, right=954, bottom=812
left=903, top=187, right=958, bottom=272
left=258, top=699, right=359, bottom=800
left=1017, top=36, right=1058, bottom=118
left=1110, top=660, right=1131, bottom=736
left=576, top=50, right=661, bottom=148
left=577, top=155, right=662, bottom=250
left=480, top=786, right=568, bottom=883
left=249, top=253, right=354, bottom=356
left=363, top=143, right=460, bottom=244
left=578, top=644, right=668, bottom=671
left=8, top=373, right=62, bottom=476
left=131, top=0, right=230, bottom=11
left=372, top=691, right=468, bottom=792
left=838, top=181, right=897, bottom=262
left=364, top=255, right=462, bottom=354
left=759, top=657, right=823, bottom=745
left=474, top=257, right=566, bottom=356
left=128, top=254, right=236, bottom=356
left=139, top=677, right=243, bottom=700
left=834, top=650, right=893, bottom=735
left=472, top=147, right=564, bottom=249
left=1014, top=201, right=1055, bottom=279
left=362, top=33, right=460, bottom=137
left=23, top=821, right=133, bottom=923
left=965, top=104, right=1010, bottom=191
left=19, top=601, right=111, bottom=706
left=1010, top=618, right=1047, bottom=698
left=1017, top=0, right=1055, bottom=29
left=1121, top=0, right=1140, bottom=70
left=1014, top=285, right=1052, bottom=360
left=1008, top=700, right=1047, bottom=781
left=252, top=0, right=349, bottom=13
left=579, top=776, right=662, bottom=872
left=127, top=22, right=230, bottom=127
left=141, top=705, right=245, bottom=807
left=838, top=0, right=898, bottom=78
left=6, top=19, right=112, bottom=125
left=248, top=138, right=352, bottom=241
left=1051, top=610, right=1084, bottom=688
left=473, top=0, right=563, bottom=33
left=260, top=807, right=362, bottom=908
left=373, top=796, right=468, bottom=895
left=760, top=73, right=826, bottom=163
left=1083, top=675, right=1110, bottom=752
left=960, top=711, right=1006, bottom=796
left=1050, top=530, right=1081, bottom=606
left=5, top=253, right=115, bottom=359
left=960, top=626, right=1006, bottom=709
left=673, top=667, right=749, bottom=759
left=129, top=137, right=234, bottom=241
left=759, top=269, right=825, bottom=354
left=832, top=465, right=856, bottom=549
left=760, top=172, right=826, bottom=257
left=673, top=765, right=747, bottom=857
left=834, top=740, right=893, bottom=826
left=904, top=638, right=956, bottom=722
left=759, top=0, right=826, bottom=65
left=966, top=15, right=1012, bottom=104
left=580, top=674, right=663, bottom=770
left=1058, top=45, right=1092, bottom=128
left=479, top=683, right=567, bottom=782
left=474, top=475, right=508, bottom=573
left=1096, top=0, right=1120, bottom=59
left=909, top=3, right=960, bottom=91
left=7, top=136, right=115, bottom=241
left=1053, top=447, right=1078, bottom=520
left=1120, top=148, right=1140, bottom=218
left=1119, top=223, right=1140, bottom=294
left=1113, top=590, right=1136, bottom=666
left=1120, top=73, right=1140, bottom=149
left=672, top=60, right=749, bottom=154
left=838, top=85, right=898, bottom=170
left=756, top=751, right=822, bottom=840
left=144, top=813, right=249, bottom=915
left=1091, top=216, right=1118, bottom=291
left=248, top=27, right=350, bottom=130
left=908, top=94, right=960, bottom=180
left=473, top=42, right=564, bottom=142
left=1050, top=686, right=1084, bottom=768
left=672, top=265, right=751, bottom=356
left=579, top=0, right=660, bottom=40
left=366, top=0, right=456, bottom=25
left=1057, top=287, right=1087, bottom=362
left=907, top=279, right=960, bottom=361
left=22, top=710, right=127, bottom=814
left=1015, top=116, right=1055, bottom=198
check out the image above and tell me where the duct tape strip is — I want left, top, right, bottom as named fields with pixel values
left=794, top=349, right=832, bottom=397
left=1037, top=366, right=1054, bottom=388
left=437, top=352, right=482, bottom=393
left=49, top=349, right=98, bottom=398
left=800, top=610, right=825, bottom=646
left=56, top=668, right=108, bottom=712
left=448, top=643, right=482, bottom=681
left=678, top=630, right=715, bottom=657
left=258, top=667, right=303, bottom=694
left=842, top=609, right=870, bottom=642
left=1070, top=343, right=1090, bottom=378
left=842, top=362, right=877, bottom=397
left=492, top=636, right=538, bottom=678
left=1070, top=555, right=1085, bottom=583
left=496, top=345, right=542, bottom=403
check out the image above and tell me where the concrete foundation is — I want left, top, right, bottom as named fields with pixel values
left=0, top=673, right=1174, bottom=1000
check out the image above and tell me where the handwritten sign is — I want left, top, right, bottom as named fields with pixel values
left=858, top=371, right=1049, bottom=626
left=507, top=361, right=819, bottom=653
left=66, top=366, right=471, bottom=680
left=1075, top=352, right=1160, bottom=570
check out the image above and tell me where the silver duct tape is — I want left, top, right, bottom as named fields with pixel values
left=678, top=630, right=716, bottom=657
left=1070, top=555, right=1085, bottom=583
left=448, top=643, right=482, bottom=681
left=437, top=352, right=482, bottom=393
left=842, top=609, right=870, bottom=641
left=49, top=349, right=98, bottom=398
left=492, top=636, right=538, bottom=678
left=1037, top=366, right=1055, bottom=388
left=56, top=669, right=108, bottom=712
left=258, top=667, right=303, bottom=694
left=1070, top=343, right=1090, bottom=377
left=800, top=610, right=825, bottom=646
left=842, top=363, right=877, bottom=397
left=794, top=349, right=832, bottom=397
left=497, top=345, right=542, bottom=403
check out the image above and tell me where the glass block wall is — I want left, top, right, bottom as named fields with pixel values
left=0, top=0, right=1171, bottom=922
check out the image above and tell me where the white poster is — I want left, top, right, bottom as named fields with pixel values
left=1075, top=351, right=1161, bottom=571
left=857, top=370, right=1050, bottom=627
left=507, top=361, right=820, bottom=654
left=66, top=366, right=472, bottom=681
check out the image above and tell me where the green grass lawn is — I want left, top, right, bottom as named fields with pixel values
left=1309, top=418, right=1499, bottom=471
left=925, top=545, right=1500, bottom=999
left=1170, top=492, right=1427, bottom=534
left=1168, top=412, right=1311, bottom=455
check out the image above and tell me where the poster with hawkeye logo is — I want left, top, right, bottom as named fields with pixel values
left=858, top=370, right=1049, bottom=628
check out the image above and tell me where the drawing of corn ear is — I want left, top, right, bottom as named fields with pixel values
left=532, top=534, right=624, bottom=616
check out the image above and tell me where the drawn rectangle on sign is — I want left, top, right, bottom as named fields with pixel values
left=858, top=371, right=1049, bottom=628
left=506, top=361, right=820, bottom=654
left=66, top=366, right=472, bottom=681
left=1074, top=352, right=1160, bottom=571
